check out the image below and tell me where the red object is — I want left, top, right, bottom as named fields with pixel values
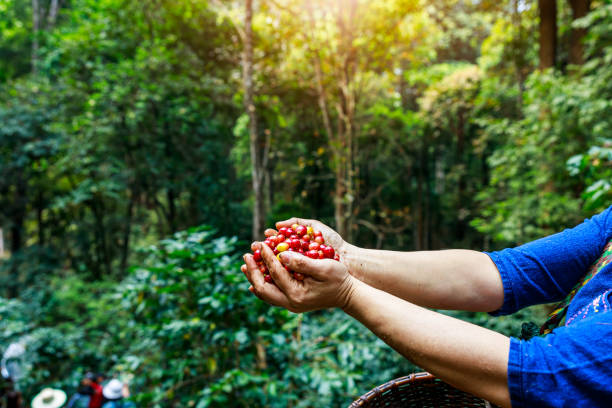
left=296, top=225, right=308, bottom=236
left=250, top=223, right=339, bottom=282
left=89, top=382, right=103, bottom=408
left=289, top=238, right=301, bottom=250
left=322, top=245, right=335, bottom=258
left=306, top=250, right=319, bottom=259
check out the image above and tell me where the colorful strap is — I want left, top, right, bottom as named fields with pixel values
left=540, top=238, right=612, bottom=335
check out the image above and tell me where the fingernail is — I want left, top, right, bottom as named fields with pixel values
left=243, top=254, right=247, bottom=261
left=279, top=252, right=290, bottom=262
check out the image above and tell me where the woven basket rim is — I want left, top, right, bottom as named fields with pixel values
left=348, top=372, right=435, bottom=408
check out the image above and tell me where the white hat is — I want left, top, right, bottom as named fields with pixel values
left=32, top=388, right=67, bottom=408
left=102, top=379, right=124, bottom=400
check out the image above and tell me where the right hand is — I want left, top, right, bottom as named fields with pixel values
left=242, top=241, right=357, bottom=313
left=272, top=217, right=350, bottom=257
left=250, top=217, right=358, bottom=279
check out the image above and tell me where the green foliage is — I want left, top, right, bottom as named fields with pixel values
left=472, top=3, right=612, bottom=245
left=471, top=72, right=585, bottom=244
left=1, top=0, right=611, bottom=406
left=1, top=228, right=420, bottom=407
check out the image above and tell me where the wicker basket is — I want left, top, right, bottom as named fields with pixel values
left=348, top=372, right=495, bottom=408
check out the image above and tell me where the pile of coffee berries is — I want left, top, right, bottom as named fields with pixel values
left=253, top=224, right=340, bottom=283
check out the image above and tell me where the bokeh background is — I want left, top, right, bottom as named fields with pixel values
left=0, top=0, right=610, bottom=406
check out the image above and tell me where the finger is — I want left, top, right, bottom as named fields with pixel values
left=248, top=285, right=289, bottom=308
left=275, top=217, right=310, bottom=229
left=244, top=253, right=292, bottom=307
left=264, top=229, right=278, bottom=237
left=243, top=253, right=262, bottom=286
left=279, top=251, right=336, bottom=281
left=241, top=264, right=247, bottom=274
left=260, top=241, right=295, bottom=294
left=275, top=217, right=331, bottom=235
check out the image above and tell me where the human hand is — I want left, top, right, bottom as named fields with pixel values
left=241, top=241, right=356, bottom=313
left=265, top=217, right=353, bottom=258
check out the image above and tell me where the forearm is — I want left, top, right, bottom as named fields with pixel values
left=343, top=279, right=511, bottom=408
left=342, top=245, right=504, bottom=312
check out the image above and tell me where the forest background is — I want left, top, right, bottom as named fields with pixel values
left=0, top=0, right=610, bottom=407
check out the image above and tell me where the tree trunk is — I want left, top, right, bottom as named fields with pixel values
left=568, top=0, right=591, bottom=66
left=332, top=0, right=358, bottom=240
left=244, top=0, right=266, bottom=240
left=37, top=191, right=45, bottom=246
left=414, top=156, right=424, bottom=251
left=8, top=173, right=27, bottom=298
left=424, top=143, right=431, bottom=250
left=90, top=199, right=110, bottom=279
left=47, top=0, right=60, bottom=28
left=32, top=0, right=40, bottom=73
left=120, top=192, right=135, bottom=273
left=243, top=6, right=269, bottom=371
left=167, top=188, right=177, bottom=233
left=512, top=0, right=525, bottom=106
left=538, top=0, right=557, bottom=69
left=456, top=110, right=467, bottom=241
left=0, top=228, right=4, bottom=257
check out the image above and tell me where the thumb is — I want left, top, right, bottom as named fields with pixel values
left=279, top=251, right=335, bottom=281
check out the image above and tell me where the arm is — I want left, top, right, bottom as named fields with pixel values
left=273, top=218, right=504, bottom=312
left=276, top=206, right=612, bottom=315
left=344, top=279, right=510, bottom=407
left=344, top=248, right=504, bottom=312
left=241, top=245, right=511, bottom=407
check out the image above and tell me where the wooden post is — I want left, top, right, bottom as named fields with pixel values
left=244, top=0, right=267, bottom=241
left=32, top=0, right=40, bottom=73
left=538, top=0, right=557, bottom=70
left=568, top=0, right=591, bottom=66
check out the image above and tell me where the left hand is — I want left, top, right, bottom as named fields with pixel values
left=241, top=242, right=356, bottom=313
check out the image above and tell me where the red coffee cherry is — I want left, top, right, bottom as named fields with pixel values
left=251, top=223, right=340, bottom=282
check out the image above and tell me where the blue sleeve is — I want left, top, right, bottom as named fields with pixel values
left=508, top=311, right=612, bottom=407
left=486, top=205, right=612, bottom=315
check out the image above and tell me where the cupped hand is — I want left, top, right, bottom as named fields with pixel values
left=263, top=217, right=351, bottom=257
left=241, top=242, right=356, bottom=313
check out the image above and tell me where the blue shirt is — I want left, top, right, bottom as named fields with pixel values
left=486, top=205, right=612, bottom=408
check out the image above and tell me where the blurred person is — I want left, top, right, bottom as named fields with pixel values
left=87, top=373, right=103, bottom=408
left=101, top=380, right=135, bottom=408
left=4, top=379, right=22, bottom=408
left=66, top=375, right=94, bottom=408
left=31, top=388, right=66, bottom=408
left=1, top=378, right=6, bottom=408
